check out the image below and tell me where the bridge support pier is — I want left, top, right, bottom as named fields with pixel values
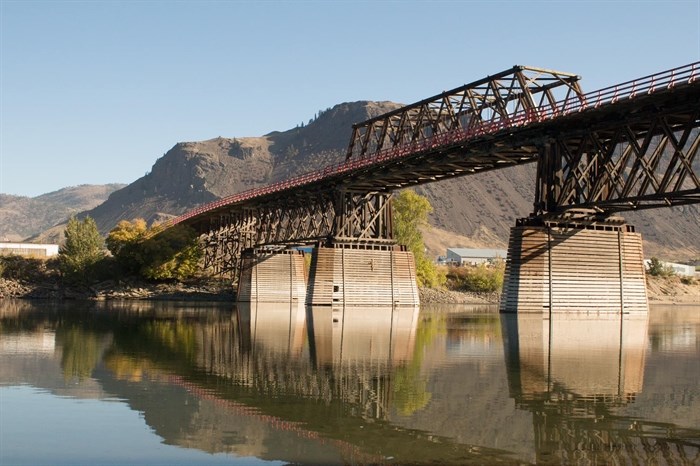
left=237, top=249, right=307, bottom=303
left=307, top=244, right=420, bottom=307
left=500, top=215, right=648, bottom=314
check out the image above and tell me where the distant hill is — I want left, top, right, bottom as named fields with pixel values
left=0, top=184, right=125, bottom=242
left=32, top=101, right=700, bottom=261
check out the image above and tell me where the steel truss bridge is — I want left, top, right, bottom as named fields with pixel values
left=162, top=62, right=700, bottom=277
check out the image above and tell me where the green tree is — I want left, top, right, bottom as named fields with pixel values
left=392, top=190, right=445, bottom=288
left=59, top=216, right=104, bottom=282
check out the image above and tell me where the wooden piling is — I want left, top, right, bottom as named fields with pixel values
left=237, top=250, right=307, bottom=303
left=307, top=244, right=419, bottom=307
left=501, top=221, right=648, bottom=314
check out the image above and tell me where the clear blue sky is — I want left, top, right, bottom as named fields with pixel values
left=1, top=0, right=699, bottom=197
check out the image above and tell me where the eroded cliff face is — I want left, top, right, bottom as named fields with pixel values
left=30, top=100, right=700, bottom=260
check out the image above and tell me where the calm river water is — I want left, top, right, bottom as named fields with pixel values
left=0, top=299, right=698, bottom=465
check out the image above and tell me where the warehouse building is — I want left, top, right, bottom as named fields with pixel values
left=0, top=242, right=59, bottom=258
left=445, top=248, right=507, bottom=266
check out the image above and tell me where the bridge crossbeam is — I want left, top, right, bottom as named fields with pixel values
left=331, top=190, right=393, bottom=243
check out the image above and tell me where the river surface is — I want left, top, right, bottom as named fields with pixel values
left=0, top=299, right=698, bottom=465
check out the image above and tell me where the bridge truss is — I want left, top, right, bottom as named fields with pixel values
left=346, top=66, right=583, bottom=160
left=200, top=190, right=393, bottom=275
left=167, top=62, right=699, bottom=278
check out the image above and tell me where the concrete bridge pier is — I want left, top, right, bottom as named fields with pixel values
left=237, top=249, right=307, bottom=303
left=500, top=214, right=648, bottom=314
left=306, top=243, right=420, bottom=307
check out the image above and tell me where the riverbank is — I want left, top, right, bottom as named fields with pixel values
left=645, top=275, right=700, bottom=304
left=0, top=275, right=696, bottom=304
left=0, top=277, right=235, bottom=301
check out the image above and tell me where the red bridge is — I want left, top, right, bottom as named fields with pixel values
left=156, top=62, right=700, bottom=311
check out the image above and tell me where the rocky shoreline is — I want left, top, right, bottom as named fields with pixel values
left=0, top=276, right=696, bottom=305
left=0, top=277, right=235, bottom=301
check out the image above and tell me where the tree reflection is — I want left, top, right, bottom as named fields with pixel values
left=391, top=314, right=443, bottom=416
left=56, top=326, right=104, bottom=381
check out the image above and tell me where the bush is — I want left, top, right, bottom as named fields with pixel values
left=646, top=257, right=675, bottom=277
left=446, top=262, right=505, bottom=293
left=106, top=219, right=202, bottom=281
left=416, top=254, right=446, bottom=288
left=0, top=255, right=58, bottom=282
left=680, top=275, right=696, bottom=285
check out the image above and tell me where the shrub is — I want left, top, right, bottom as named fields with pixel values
left=446, top=261, right=505, bottom=293
left=646, top=257, right=675, bottom=277
left=680, top=275, right=696, bottom=285
left=106, top=219, right=202, bottom=280
left=0, top=255, right=57, bottom=282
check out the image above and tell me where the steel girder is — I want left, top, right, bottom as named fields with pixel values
left=346, top=66, right=583, bottom=160
left=535, top=106, right=700, bottom=215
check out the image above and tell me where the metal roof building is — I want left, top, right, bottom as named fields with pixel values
left=446, top=248, right=507, bottom=266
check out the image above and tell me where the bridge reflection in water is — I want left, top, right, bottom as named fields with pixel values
left=502, top=311, right=699, bottom=464
left=154, top=303, right=700, bottom=464
left=1, top=300, right=699, bottom=465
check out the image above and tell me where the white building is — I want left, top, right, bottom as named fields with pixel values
left=0, top=242, right=59, bottom=258
left=445, top=248, right=507, bottom=266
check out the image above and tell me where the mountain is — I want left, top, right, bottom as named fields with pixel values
left=38, top=101, right=700, bottom=261
left=78, top=102, right=403, bottom=231
left=0, top=184, right=125, bottom=242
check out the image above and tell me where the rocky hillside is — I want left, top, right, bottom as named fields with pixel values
left=36, top=101, right=700, bottom=261
left=0, top=184, right=125, bottom=241
left=76, top=101, right=403, bottom=232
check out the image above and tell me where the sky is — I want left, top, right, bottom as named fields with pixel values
left=1, top=0, right=699, bottom=197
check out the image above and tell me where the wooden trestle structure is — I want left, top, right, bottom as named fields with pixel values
left=157, top=62, right=700, bottom=311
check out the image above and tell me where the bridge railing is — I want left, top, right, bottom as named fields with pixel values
left=553, top=61, right=698, bottom=114
left=167, top=62, right=699, bottom=228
